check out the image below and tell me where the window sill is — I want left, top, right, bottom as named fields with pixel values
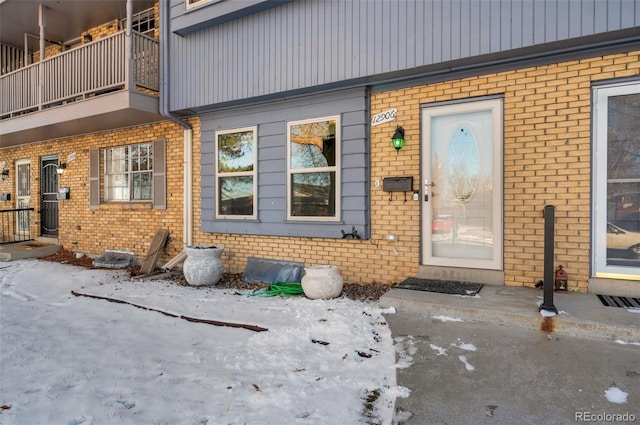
left=284, top=219, right=344, bottom=225
left=215, top=217, right=260, bottom=222
left=99, top=202, right=153, bottom=210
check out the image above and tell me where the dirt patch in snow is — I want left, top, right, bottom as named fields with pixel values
left=39, top=250, right=392, bottom=302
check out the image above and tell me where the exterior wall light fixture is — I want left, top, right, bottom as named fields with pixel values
left=57, top=163, right=67, bottom=175
left=1, top=169, right=9, bottom=180
left=392, top=126, right=405, bottom=152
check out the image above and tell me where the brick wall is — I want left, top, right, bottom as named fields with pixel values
left=1, top=119, right=190, bottom=264
left=189, top=50, right=640, bottom=291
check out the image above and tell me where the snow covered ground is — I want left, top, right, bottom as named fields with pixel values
left=0, top=260, right=405, bottom=425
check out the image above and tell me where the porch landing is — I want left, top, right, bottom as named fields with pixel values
left=0, top=239, right=61, bottom=261
left=380, top=284, right=640, bottom=342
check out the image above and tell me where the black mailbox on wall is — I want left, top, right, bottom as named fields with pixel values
left=0, top=193, right=10, bottom=201
left=382, top=177, right=413, bottom=192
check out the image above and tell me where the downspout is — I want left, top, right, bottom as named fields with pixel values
left=159, top=0, right=194, bottom=247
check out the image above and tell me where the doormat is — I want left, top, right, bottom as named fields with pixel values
left=395, top=278, right=483, bottom=296
left=597, top=294, right=640, bottom=309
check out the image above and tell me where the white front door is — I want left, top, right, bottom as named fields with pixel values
left=15, top=159, right=30, bottom=236
left=593, top=82, right=640, bottom=280
left=421, top=98, right=503, bottom=270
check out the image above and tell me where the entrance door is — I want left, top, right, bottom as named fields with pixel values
left=40, top=157, right=59, bottom=237
left=421, top=98, right=503, bottom=270
left=15, top=159, right=30, bottom=236
left=593, top=82, right=640, bottom=280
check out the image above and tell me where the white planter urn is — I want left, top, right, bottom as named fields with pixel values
left=301, top=265, right=344, bottom=299
left=183, top=245, right=224, bottom=286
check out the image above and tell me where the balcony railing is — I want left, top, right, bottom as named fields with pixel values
left=0, top=31, right=158, bottom=119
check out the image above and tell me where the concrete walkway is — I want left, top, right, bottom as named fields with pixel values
left=380, top=285, right=640, bottom=341
left=381, top=285, right=640, bottom=424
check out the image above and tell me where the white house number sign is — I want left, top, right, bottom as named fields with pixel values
left=371, top=108, right=397, bottom=126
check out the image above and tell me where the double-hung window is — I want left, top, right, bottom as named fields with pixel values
left=287, top=116, right=340, bottom=221
left=104, top=142, right=153, bottom=202
left=216, top=127, right=257, bottom=219
left=89, top=139, right=165, bottom=209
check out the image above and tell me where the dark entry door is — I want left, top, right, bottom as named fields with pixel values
left=40, top=157, right=59, bottom=237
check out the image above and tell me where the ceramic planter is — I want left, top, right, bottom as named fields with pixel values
left=301, top=265, right=344, bottom=299
left=183, top=245, right=224, bottom=286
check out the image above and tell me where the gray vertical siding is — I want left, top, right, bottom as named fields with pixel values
left=169, top=0, right=640, bottom=112
left=200, top=88, right=370, bottom=239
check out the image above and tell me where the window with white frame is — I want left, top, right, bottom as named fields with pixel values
left=216, top=127, right=257, bottom=218
left=186, top=0, right=223, bottom=9
left=104, top=142, right=153, bottom=202
left=593, top=81, right=640, bottom=279
left=287, top=116, right=340, bottom=220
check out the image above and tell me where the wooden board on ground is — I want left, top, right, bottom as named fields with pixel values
left=139, top=230, right=170, bottom=275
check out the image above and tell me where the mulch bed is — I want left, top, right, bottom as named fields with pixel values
left=39, top=249, right=392, bottom=302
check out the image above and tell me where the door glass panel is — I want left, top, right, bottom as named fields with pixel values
left=447, top=126, right=480, bottom=202
left=431, top=111, right=493, bottom=260
left=605, top=93, right=640, bottom=267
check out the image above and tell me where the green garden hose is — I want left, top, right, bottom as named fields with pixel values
left=249, top=282, right=304, bottom=297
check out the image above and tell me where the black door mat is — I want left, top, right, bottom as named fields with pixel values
left=597, top=294, right=640, bottom=308
left=395, top=278, right=483, bottom=296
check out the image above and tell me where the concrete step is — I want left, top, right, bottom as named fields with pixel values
left=379, top=284, right=640, bottom=342
left=0, top=241, right=61, bottom=261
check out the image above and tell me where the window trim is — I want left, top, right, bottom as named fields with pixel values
left=215, top=126, right=258, bottom=220
left=592, top=80, right=640, bottom=280
left=286, top=115, right=341, bottom=222
left=186, top=0, right=224, bottom=10
left=90, top=140, right=165, bottom=210
left=103, top=142, right=154, bottom=203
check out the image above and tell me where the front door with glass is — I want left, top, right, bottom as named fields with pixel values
left=421, top=98, right=503, bottom=270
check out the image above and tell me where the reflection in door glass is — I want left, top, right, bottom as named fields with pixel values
left=606, top=93, right=640, bottom=266
left=447, top=126, right=479, bottom=202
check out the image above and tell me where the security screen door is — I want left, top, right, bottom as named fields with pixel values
left=421, top=98, right=503, bottom=270
left=593, top=81, right=640, bottom=280
left=15, top=159, right=30, bottom=236
left=40, top=156, right=59, bottom=237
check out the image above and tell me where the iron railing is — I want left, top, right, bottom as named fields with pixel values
left=0, top=208, right=33, bottom=244
left=0, top=31, right=158, bottom=119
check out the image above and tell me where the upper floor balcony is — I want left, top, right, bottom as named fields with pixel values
left=0, top=0, right=161, bottom=148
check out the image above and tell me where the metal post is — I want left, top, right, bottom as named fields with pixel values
left=38, top=4, right=45, bottom=110
left=540, top=205, right=558, bottom=313
left=124, top=0, right=133, bottom=91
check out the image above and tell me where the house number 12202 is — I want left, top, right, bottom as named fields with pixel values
left=371, top=108, right=397, bottom=126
